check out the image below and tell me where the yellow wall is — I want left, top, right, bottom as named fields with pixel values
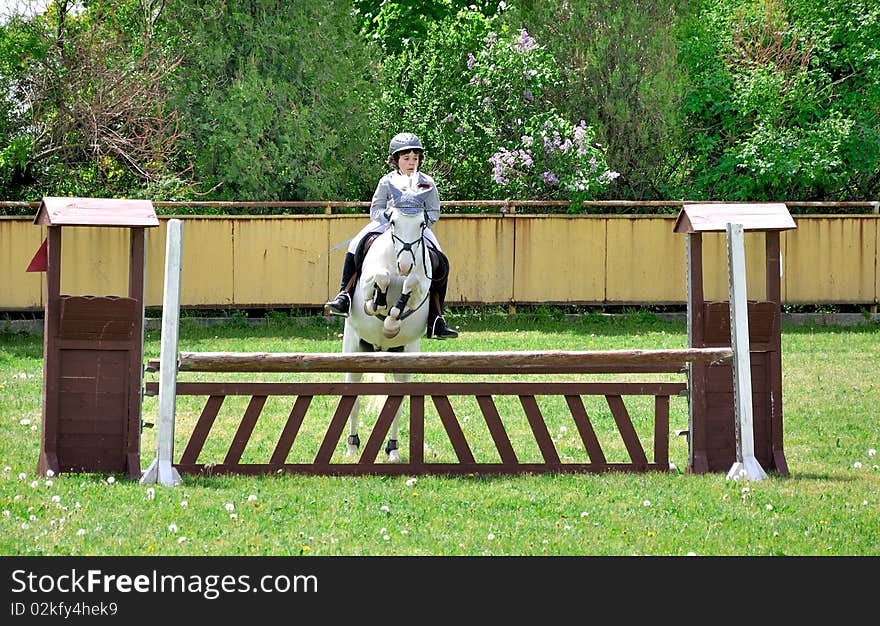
left=2, top=215, right=877, bottom=310
left=0, top=218, right=44, bottom=309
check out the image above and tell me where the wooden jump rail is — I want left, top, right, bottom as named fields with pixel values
left=143, top=348, right=732, bottom=478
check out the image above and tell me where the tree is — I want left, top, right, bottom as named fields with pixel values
left=164, top=0, right=380, bottom=204
left=0, top=1, right=186, bottom=204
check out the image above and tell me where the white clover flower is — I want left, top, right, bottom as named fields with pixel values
left=45, top=469, right=54, bottom=477
left=853, top=461, right=863, bottom=469
left=487, top=532, right=496, bottom=540
left=380, top=504, right=390, bottom=513
left=21, top=522, right=29, bottom=530
left=765, top=504, right=773, bottom=511
left=44, top=480, right=52, bottom=487
left=18, top=473, right=26, bottom=480
left=773, top=531, right=779, bottom=537
left=382, top=534, right=390, bottom=541
left=180, top=500, right=188, bottom=508
left=106, top=476, right=115, bottom=484
left=29, top=514, right=36, bottom=521
left=177, top=536, right=187, bottom=544
left=51, top=495, right=60, bottom=503
left=229, top=513, right=237, bottom=520
left=868, top=448, right=877, bottom=457
left=30, top=480, right=39, bottom=489
left=146, top=488, right=155, bottom=500
left=247, top=494, right=257, bottom=502
left=19, top=418, right=30, bottom=426
left=580, top=511, right=589, bottom=518
left=2, top=466, right=9, bottom=473
left=224, top=502, right=234, bottom=512
left=642, top=500, right=651, bottom=507
left=405, top=478, right=417, bottom=487
left=686, top=551, right=697, bottom=556
left=2, top=510, right=10, bottom=517
left=168, top=523, right=178, bottom=533
left=76, top=528, right=85, bottom=536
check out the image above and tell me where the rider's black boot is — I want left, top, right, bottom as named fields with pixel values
left=426, top=250, right=458, bottom=339
left=324, top=252, right=357, bottom=317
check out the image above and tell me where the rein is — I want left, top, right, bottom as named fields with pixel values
left=382, top=211, right=432, bottom=322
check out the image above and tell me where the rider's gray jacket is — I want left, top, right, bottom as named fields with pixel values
left=370, top=171, right=440, bottom=227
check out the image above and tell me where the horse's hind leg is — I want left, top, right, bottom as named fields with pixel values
left=342, top=324, right=364, bottom=458
left=346, top=371, right=363, bottom=458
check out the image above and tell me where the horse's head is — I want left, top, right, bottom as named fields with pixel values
left=387, top=207, right=427, bottom=277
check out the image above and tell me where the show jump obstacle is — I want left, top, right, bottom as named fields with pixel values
left=28, top=201, right=792, bottom=484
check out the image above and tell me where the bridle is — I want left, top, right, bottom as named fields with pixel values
left=384, top=209, right=431, bottom=321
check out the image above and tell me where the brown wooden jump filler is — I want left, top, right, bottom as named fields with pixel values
left=32, top=197, right=158, bottom=479
left=144, top=348, right=732, bottom=477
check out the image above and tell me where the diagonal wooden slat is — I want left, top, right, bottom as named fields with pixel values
left=431, top=395, right=475, bottom=463
left=476, top=395, right=518, bottom=464
left=269, top=396, right=312, bottom=465
left=409, top=395, right=424, bottom=465
left=314, top=396, right=357, bottom=463
left=519, top=395, right=560, bottom=464
left=565, top=395, right=607, bottom=465
left=361, top=396, right=404, bottom=463
left=179, top=395, right=224, bottom=465
left=606, top=395, right=648, bottom=467
left=653, top=395, right=670, bottom=468
left=224, top=396, right=267, bottom=465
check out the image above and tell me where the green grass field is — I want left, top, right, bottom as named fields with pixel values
left=1, top=311, right=878, bottom=556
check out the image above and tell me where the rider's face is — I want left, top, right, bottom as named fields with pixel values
left=396, top=151, right=420, bottom=175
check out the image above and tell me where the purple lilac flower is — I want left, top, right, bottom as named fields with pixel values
left=541, top=171, right=560, bottom=185
left=515, top=29, right=538, bottom=52
left=599, top=170, right=621, bottom=184
left=467, top=53, right=477, bottom=70
left=523, top=89, right=534, bottom=101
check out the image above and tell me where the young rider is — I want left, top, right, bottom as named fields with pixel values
left=324, top=132, right=458, bottom=339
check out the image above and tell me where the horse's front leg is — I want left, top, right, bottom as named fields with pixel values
left=363, top=271, right=390, bottom=316
left=383, top=274, right=422, bottom=338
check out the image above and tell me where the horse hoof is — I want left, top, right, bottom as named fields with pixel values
left=383, top=319, right=401, bottom=338
left=387, top=449, right=401, bottom=463
left=346, top=444, right=359, bottom=458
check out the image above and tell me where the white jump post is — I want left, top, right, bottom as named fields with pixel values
left=725, top=223, right=768, bottom=481
left=140, top=219, right=183, bottom=487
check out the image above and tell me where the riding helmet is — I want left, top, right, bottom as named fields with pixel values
left=388, top=132, right=424, bottom=157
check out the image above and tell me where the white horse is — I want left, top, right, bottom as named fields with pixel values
left=341, top=206, right=432, bottom=462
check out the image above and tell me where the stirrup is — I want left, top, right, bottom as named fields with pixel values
left=324, top=292, right=351, bottom=317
